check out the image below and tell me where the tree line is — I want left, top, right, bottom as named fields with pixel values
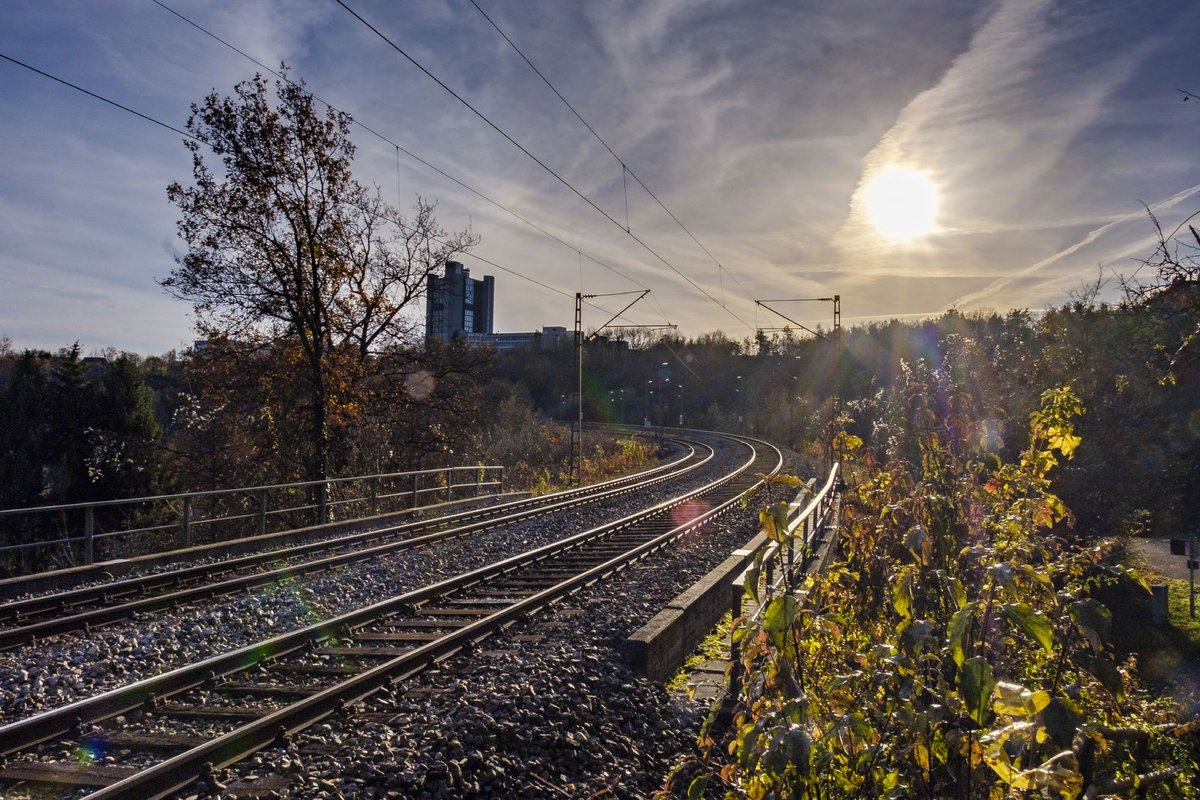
left=3, top=67, right=1197, bottom=575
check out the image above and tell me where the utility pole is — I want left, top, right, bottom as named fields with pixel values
left=572, top=293, right=583, bottom=486
left=755, top=296, right=842, bottom=470
left=571, top=290, right=670, bottom=485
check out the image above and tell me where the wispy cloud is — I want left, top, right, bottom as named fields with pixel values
left=1, top=0, right=1198, bottom=351
left=948, top=182, right=1200, bottom=310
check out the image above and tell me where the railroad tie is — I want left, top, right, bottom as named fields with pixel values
left=0, top=762, right=140, bottom=788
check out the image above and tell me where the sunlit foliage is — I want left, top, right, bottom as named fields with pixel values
left=699, top=373, right=1199, bottom=798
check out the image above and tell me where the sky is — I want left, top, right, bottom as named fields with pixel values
left=1, top=0, right=1198, bottom=355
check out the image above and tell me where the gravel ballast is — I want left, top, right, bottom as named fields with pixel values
left=0, top=436, right=815, bottom=800
left=0, top=437, right=749, bottom=725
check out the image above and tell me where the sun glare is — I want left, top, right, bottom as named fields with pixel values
left=862, top=167, right=939, bottom=241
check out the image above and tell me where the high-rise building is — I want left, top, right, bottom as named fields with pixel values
left=425, top=261, right=494, bottom=342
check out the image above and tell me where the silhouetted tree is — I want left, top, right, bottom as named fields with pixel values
left=164, top=70, right=477, bottom=482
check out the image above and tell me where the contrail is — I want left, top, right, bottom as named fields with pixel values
left=945, top=182, right=1200, bottom=311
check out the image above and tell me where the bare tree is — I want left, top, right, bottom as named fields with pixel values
left=164, top=71, right=477, bottom=481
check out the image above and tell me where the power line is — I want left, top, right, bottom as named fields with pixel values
left=150, top=0, right=660, bottom=311
left=467, top=0, right=759, bottom=307
left=334, top=0, right=755, bottom=333
left=0, top=51, right=204, bottom=146
left=0, top=47, right=650, bottom=330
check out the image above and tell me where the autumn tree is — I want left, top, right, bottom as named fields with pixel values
left=164, top=71, right=477, bottom=482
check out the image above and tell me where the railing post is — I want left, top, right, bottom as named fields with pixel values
left=258, top=490, right=268, bottom=536
left=445, top=469, right=452, bottom=503
left=411, top=473, right=419, bottom=509
left=786, top=525, right=795, bottom=584
left=476, top=467, right=482, bottom=498
left=497, top=467, right=503, bottom=496
left=83, top=505, right=95, bottom=565
left=180, top=495, right=191, bottom=550
left=369, top=477, right=379, bottom=516
left=729, top=579, right=744, bottom=696
left=802, top=515, right=811, bottom=571
left=317, top=482, right=328, bottom=526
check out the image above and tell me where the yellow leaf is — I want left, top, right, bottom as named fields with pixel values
left=914, top=741, right=931, bottom=775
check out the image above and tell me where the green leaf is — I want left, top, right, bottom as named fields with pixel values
left=939, top=571, right=967, bottom=610
left=743, top=562, right=761, bottom=606
left=901, top=619, right=936, bottom=653
left=763, top=595, right=800, bottom=647
left=1002, top=603, right=1055, bottom=653
left=959, top=656, right=996, bottom=726
left=767, top=472, right=806, bottom=488
left=1018, top=564, right=1055, bottom=596
left=1076, top=653, right=1123, bottom=700
left=1038, top=696, right=1083, bottom=748
left=784, top=724, right=811, bottom=776
left=687, top=775, right=709, bottom=799
left=771, top=502, right=792, bottom=541
left=947, top=605, right=974, bottom=668
left=1069, top=599, right=1112, bottom=653
left=989, top=562, right=1016, bottom=594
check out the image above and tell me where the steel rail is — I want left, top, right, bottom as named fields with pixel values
left=0, top=438, right=696, bottom=614
left=0, top=432, right=778, bottom=799
left=0, top=465, right=504, bottom=569
left=0, top=433, right=691, bottom=600
left=0, top=440, right=710, bottom=650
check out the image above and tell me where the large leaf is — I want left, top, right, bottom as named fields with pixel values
left=901, top=619, right=937, bottom=654
left=947, top=605, right=974, bottom=668
left=760, top=505, right=781, bottom=542
left=1002, top=603, right=1055, bottom=653
left=892, top=569, right=914, bottom=620
left=1069, top=599, right=1112, bottom=653
left=1038, top=696, right=1083, bottom=748
left=938, top=571, right=967, bottom=610
left=989, top=562, right=1016, bottom=594
left=784, top=724, right=811, bottom=776
left=1010, top=751, right=1083, bottom=795
left=959, top=656, right=996, bottom=726
left=768, top=473, right=806, bottom=488
left=739, top=563, right=758, bottom=606
left=1076, top=653, right=1123, bottom=700
left=763, top=595, right=800, bottom=647
left=992, top=681, right=1051, bottom=718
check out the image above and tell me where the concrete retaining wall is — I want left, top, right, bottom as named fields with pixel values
left=622, top=530, right=768, bottom=684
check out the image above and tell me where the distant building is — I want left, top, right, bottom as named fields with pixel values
left=467, top=326, right=568, bottom=352
left=425, top=261, right=494, bottom=342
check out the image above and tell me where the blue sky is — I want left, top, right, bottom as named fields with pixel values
left=1, top=0, right=1198, bottom=354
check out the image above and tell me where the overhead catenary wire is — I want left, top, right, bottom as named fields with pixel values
left=467, top=0, right=759, bottom=307
left=0, top=51, right=203, bottom=146
left=149, top=0, right=660, bottom=310
left=335, top=0, right=755, bottom=334
left=0, top=47, right=653, bottom=331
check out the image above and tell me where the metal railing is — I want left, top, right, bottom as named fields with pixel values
left=731, top=462, right=841, bottom=622
left=0, top=465, right=503, bottom=576
left=726, top=463, right=840, bottom=697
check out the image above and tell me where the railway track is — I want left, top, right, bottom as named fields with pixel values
left=0, top=431, right=779, bottom=800
left=0, top=438, right=709, bottom=651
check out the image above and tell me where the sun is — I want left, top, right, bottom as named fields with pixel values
left=862, top=166, right=939, bottom=241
